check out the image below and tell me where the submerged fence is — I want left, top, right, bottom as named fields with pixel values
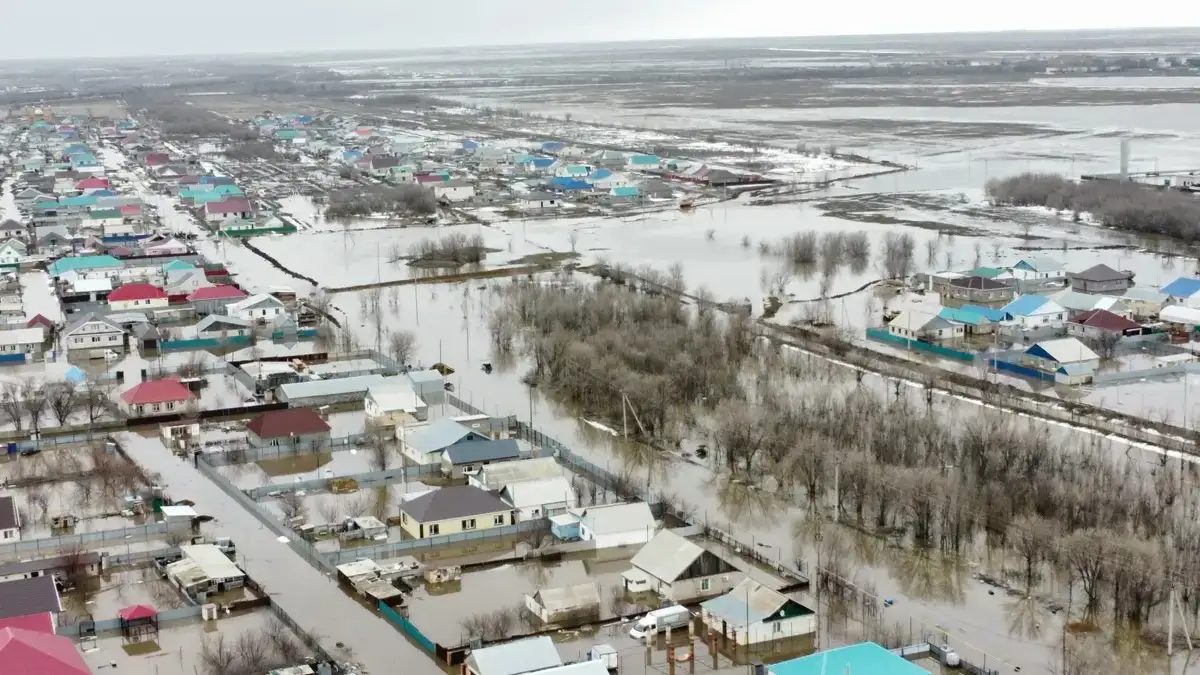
left=323, top=520, right=547, bottom=566
left=243, top=465, right=438, bottom=500
left=0, top=522, right=175, bottom=559
left=379, top=601, right=437, bottom=654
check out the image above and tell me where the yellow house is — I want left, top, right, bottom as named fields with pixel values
left=399, top=485, right=516, bottom=539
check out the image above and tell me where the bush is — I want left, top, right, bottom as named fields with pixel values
left=325, top=184, right=437, bottom=218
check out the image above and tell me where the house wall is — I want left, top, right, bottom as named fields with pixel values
left=66, top=324, right=124, bottom=352
left=1074, top=278, right=1131, bottom=294
left=0, top=560, right=100, bottom=583
left=702, top=612, right=817, bottom=646
left=399, top=508, right=514, bottom=539
left=662, top=571, right=745, bottom=602
left=1066, top=323, right=1120, bottom=341
left=231, top=304, right=284, bottom=321
left=124, top=398, right=197, bottom=418
left=581, top=524, right=656, bottom=549
left=1011, top=310, right=1067, bottom=329
left=441, top=455, right=519, bottom=480
left=364, top=397, right=428, bottom=427
left=0, top=525, right=19, bottom=542
left=248, top=430, right=330, bottom=450
left=109, top=297, right=169, bottom=312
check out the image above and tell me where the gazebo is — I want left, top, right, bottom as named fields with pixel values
left=118, top=604, right=158, bottom=644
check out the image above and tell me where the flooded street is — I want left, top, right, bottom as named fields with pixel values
left=114, top=431, right=443, bottom=675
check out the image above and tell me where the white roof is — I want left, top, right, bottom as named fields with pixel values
left=1161, top=304, right=1200, bottom=325
left=888, top=309, right=940, bottom=331
left=573, top=502, right=656, bottom=536
left=530, top=582, right=601, bottom=613
left=336, top=559, right=382, bottom=579
left=1030, top=337, right=1099, bottom=364
left=180, top=544, right=245, bottom=580
left=630, top=530, right=704, bottom=583
left=160, top=505, right=197, bottom=518
left=475, top=457, right=563, bottom=489
left=228, top=293, right=283, bottom=312
left=72, top=277, right=113, bottom=293
left=501, top=476, right=573, bottom=509
left=0, top=327, right=43, bottom=346
left=367, top=379, right=425, bottom=412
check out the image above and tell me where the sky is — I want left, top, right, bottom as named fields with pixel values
left=4, top=1, right=1197, bottom=60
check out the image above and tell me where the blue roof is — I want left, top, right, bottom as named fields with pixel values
left=462, top=140, right=479, bottom=150
left=444, top=439, right=521, bottom=465
left=163, top=259, right=195, bottom=272
left=532, top=157, right=555, bottom=168
left=629, top=154, right=659, bottom=165
left=541, top=141, right=566, bottom=152
left=551, top=177, right=590, bottom=191
left=939, top=307, right=989, bottom=326
left=64, top=366, right=88, bottom=385
left=770, top=643, right=929, bottom=675
left=612, top=186, right=640, bottom=197
left=958, top=304, right=1007, bottom=322
left=1001, top=294, right=1049, bottom=317
left=1162, top=276, right=1200, bottom=298
left=590, top=168, right=613, bottom=181
left=89, top=189, right=116, bottom=197
left=49, top=255, right=123, bottom=276
left=405, top=418, right=478, bottom=454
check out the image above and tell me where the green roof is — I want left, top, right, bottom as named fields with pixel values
left=49, top=255, right=123, bottom=276
left=969, top=266, right=1004, bottom=279
left=89, top=208, right=122, bottom=219
left=163, top=260, right=195, bottom=272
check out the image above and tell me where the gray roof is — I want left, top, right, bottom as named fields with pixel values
left=0, top=575, right=61, bottom=620
left=700, top=578, right=807, bottom=627
left=196, top=314, right=253, bottom=332
left=530, top=582, right=600, bottom=613
left=575, top=502, right=655, bottom=536
left=630, top=530, right=704, bottom=583
left=465, top=636, right=562, bottom=675
left=1070, top=263, right=1131, bottom=283
left=443, top=439, right=520, bottom=465
left=133, top=323, right=162, bottom=340
left=405, top=418, right=477, bottom=454
left=280, top=374, right=386, bottom=402
left=400, top=485, right=511, bottom=523
left=65, top=312, right=121, bottom=336
left=0, top=495, right=17, bottom=530
left=440, top=179, right=472, bottom=187
left=0, top=551, right=101, bottom=579
left=522, top=191, right=557, bottom=201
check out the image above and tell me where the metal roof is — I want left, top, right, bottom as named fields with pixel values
left=500, top=476, right=573, bottom=509
left=465, top=636, right=562, bottom=675
left=180, top=544, right=245, bottom=581
left=1025, top=337, right=1099, bottom=364
left=530, top=582, right=600, bottom=613
left=367, top=380, right=424, bottom=413
left=1162, top=277, right=1200, bottom=298
left=475, top=457, right=563, bottom=489
left=404, top=418, right=476, bottom=453
left=629, top=530, right=703, bottom=583
left=769, top=642, right=930, bottom=675
left=279, top=374, right=386, bottom=402
left=443, top=439, right=520, bottom=465
left=701, top=578, right=797, bottom=627
left=399, top=485, right=511, bottom=523
left=0, top=576, right=61, bottom=620
left=574, top=502, right=656, bottom=536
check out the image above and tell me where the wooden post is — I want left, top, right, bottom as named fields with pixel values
left=645, top=633, right=652, bottom=666
left=689, top=621, right=696, bottom=675
left=668, top=646, right=676, bottom=675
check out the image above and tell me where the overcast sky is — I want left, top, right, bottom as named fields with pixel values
left=3, top=1, right=1195, bottom=60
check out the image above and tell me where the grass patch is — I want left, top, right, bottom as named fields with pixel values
left=256, top=452, right=333, bottom=477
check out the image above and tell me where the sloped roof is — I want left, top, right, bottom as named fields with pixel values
left=1160, top=304, right=1200, bottom=325
left=0, top=627, right=91, bottom=675
left=64, top=312, right=120, bottom=336
left=205, top=198, right=252, bottom=215
left=701, top=578, right=807, bottom=627
left=1014, top=256, right=1065, bottom=273
left=0, top=612, right=54, bottom=635
left=465, top=636, right=562, bottom=675
left=120, top=378, right=196, bottom=406
left=1025, top=338, right=1099, bottom=364
left=399, top=485, right=511, bottom=522
left=948, top=275, right=1009, bottom=290
left=188, top=285, right=247, bottom=301
left=500, top=476, right=572, bottom=509
left=0, top=496, right=17, bottom=530
left=443, top=439, right=520, bottom=465
left=404, top=418, right=476, bottom=454
left=108, top=283, right=167, bottom=302
left=530, top=582, right=600, bottom=613
left=1070, top=263, right=1131, bottom=283
left=1002, top=295, right=1061, bottom=317
left=887, top=309, right=940, bottom=331
left=768, top=642, right=929, bottom=675
left=118, top=604, right=157, bottom=621
left=1162, top=276, right=1200, bottom=298
left=476, top=456, right=561, bottom=488
left=0, top=576, right=61, bottom=620
left=366, top=380, right=423, bottom=413
left=1068, top=308, right=1140, bottom=332
left=246, top=408, right=331, bottom=440
left=630, top=530, right=704, bottom=583
left=195, top=314, right=253, bottom=332
left=574, top=501, right=655, bottom=536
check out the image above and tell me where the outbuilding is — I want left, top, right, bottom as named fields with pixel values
left=524, top=582, right=601, bottom=624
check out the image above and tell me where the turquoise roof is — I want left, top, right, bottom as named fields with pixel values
left=276, top=129, right=299, bottom=140
left=769, top=643, right=930, bottom=675
left=50, top=255, right=123, bottom=276
left=939, top=307, right=990, bottom=326
left=62, top=195, right=98, bottom=208
left=163, top=260, right=195, bottom=273
left=629, top=154, right=660, bottom=165
left=1001, top=294, right=1050, bottom=317
left=959, top=304, right=1007, bottom=322
left=612, top=186, right=640, bottom=197
left=70, top=153, right=98, bottom=165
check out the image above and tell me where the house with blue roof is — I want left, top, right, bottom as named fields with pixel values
left=938, top=306, right=996, bottom=334
left=200, top=176, right=236, bottom=186
left=49, top=255, right=123, bottom=278
left=1162, top=276, right=1200, bottom=307
left=959, top=304, right=1007, bottom=323
left=626, top=154, right=660, bottom=170
left=556, top=164, right=591, bottom=178
left=1021, top=337, right=1100, bottom=385
left=462, top=139, right=480, bottom=152
left=541, top=141, right=566, bottom=154
left=342, top=150, right=364, bottom=164
left=1010, top=256, right=1066, bottom=283
left=531, top=157, right=555, bottom=170
left=768, top=642, right=930, bottom=675
left=1001, top=295, right=1067, bottom=328
left=550, top=177, right=590, bottom=192
left=69, top=153, right=99, bottom=170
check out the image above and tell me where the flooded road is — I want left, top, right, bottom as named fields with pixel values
left=114, top=431, right=442, bottom=675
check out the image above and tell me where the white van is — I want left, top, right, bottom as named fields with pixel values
left=628, top=605, right=691, bottom=639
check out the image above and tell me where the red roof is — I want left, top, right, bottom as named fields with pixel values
left=205, top=198, right=251, bottom=215
left=246, top=408, right=331, bottom=440
left=118, top=204, right=142, bottom=216
left=120, top=378, right=196, bottom=406
left=415, top=174, right=443, bottom=184
left=118, top=604, right=157, bottom=621
left=356, top=128, right=373, bottom=135
left=25, top=315, right=52, bottom=330
left=1068, top=308, right=1141, bottom=333
left=144, top=153, right=169, bottom=166
left=75, top=177, right=109, bottom=190
left=187, top=285, right=247, bottom=302
left=0, top=613, right=54, bottom=635
left=0, top=627, right=91, bottom=675
left=178, top=175, right=201, bottom=185
left=107, top=283, right=167, bottom=302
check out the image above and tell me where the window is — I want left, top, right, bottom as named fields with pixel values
left=462, top=518, right=477, bottom=531
left=152, top=404, right=161, bottom=412
left=401, top=513, right=407, bottom=523
left=428, top=524, right=439, bottom=536
left=700, top=578, right=711, bottom=591
left=166, top=401, right=175, bottom=411
left=2, top=530, right=10, bottom=539
left=773, top=621, right=783, bottom=635
left=493, top=514, right=505, bottom=526
left=91, top=336, right=100, bottom=343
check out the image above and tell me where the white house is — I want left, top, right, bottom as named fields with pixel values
left=0, top=495, right=20, bottom=541
left=700, top=579, right=816, bottom=646
left=432, top=180, right=476, bottom=203
left=498, top=476, right=576, bottom=521
left=570, top=502, right=657, bottom=548
left=1010, top=256, right=1067, bottom=282
left=0, top=239, right=27, bottom=266
left=195, top=314, right=253, bottom=339
left=226, top=293, right=286, bottom=322
left=520, top=192, right=560, bottom=209
left=623, top=530, right=744, bottom=601
left=63, top=313, right=125, bottom=355
left=1161, top=277, right=1200, bottom=308
left=142, top=237, right=190, bottom=257
left=1001, top=295, right=1069, bottom=329
left=365, top=379, right=428, bottom=428
left=590, top=172, right=630, bottom=191
left=0, top=327, right=45, bottom=357
left=886, top=309, right=963, bottom=342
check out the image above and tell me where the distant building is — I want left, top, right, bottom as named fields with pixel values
left=1068, top=264, right=1133, bottom=295
left=943, top=275, right=1014, bottom=307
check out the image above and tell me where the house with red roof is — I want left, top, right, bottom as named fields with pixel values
left=246, top=408, right=331, bottom=449
left=0, top=626, right=92, bottom=675
left=1066, top=308, right=1142, bottom=342
left=187, top=284, right=247, bottom=316
left=202, top=198, right=252, bottom=224
left=120, top=377, right=196, bottom=417
left=107, top=283, right=168, bottom=312
left=75, top=177, right=109, bottom=193
left=143, top=153, right=169, bottom=167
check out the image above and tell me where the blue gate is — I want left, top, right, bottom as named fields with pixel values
left=378, top=601, right=436, bottom=653
left=0, top=353, right=27, bottom=365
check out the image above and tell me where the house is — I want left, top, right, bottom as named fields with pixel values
left=194, top=314, right=253, bottom=339
left=463, top=636, right=563, bottom=675
left=246, top=408, right=331, bottom=449
left=498, top=475, right=576, bottom=520
left=0, top=328, right=45, bottom=357
left=0, top=626, right=93, bottom=675
left=0, top=239, right=27, bottom=267
left=524, top=582, right=601, bottom=624
left=432, top=179, right=475, bottom=203
left=1159, top=304, right=1200, bottom=330
left=1021, top=338, right=1100, bottom=384
left=203, top=198, right=253, bottom=223
left=550, top=502, right=657, bottom=548
left=469, top=456, right=563, bottom=491
left=368, top=155, right=400, bottom=178
left=399, top=418, right=490, bottom=465
left=398, top=485, right=515, bottom=539
left=0, top=496, right=19, bottom=542
left=48, top=255, right=122, bottom=279
left=623, top=530, right=743, bottom=601
left=106, top=283, right=168, bottom=312
left=1120, top=287, right=1169, bottom=319
left=1069, top=264, right=1133, bottom=294
left=63, top=313, right=124, bottom=355
left=188, top=284, right=247, bottom=316
left=520, top=192, right=559, bottom=209
left=1161, top=276, right=1200, bottom=307
left=768, top=642, right=931, bottom=675
left=609, top=186, right=641, bottom=200
left=1000, top=295, right=1068, bottom=328
left=1066, top=309, right=1141, bottom=341
left=277, top=374, right=386, bottom=408
left=0, top=551, right=102, bottom=584
left=120, top=377, right=197, bottom=417
left=937, top=307, right=996, bottom=335
left=141, top=237, right=189, bottom=257
left=943, top=275, right=1015, bottom=307
left=886, top=309, right=963, bottom=342
left=364, top=379, right=427, bottom=428
left=226, top=293, right=285, bottom=322
left=441, top=439, right=522, bottom=479
left=700, top=578, right=816, bottom=647
left=166, top=545, right=246, bottom=599
left=627, top=154, right=661, bottom=170
left=1010, top=256, right=1067, bottom=283
left=0, top=576, right=61, bottom=623
left=1051, top=290, right=1128, bottom=318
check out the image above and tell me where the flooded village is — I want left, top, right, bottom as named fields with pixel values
left=6, top=26, right=1200, bottom=675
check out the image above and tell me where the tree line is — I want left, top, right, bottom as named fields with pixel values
left=324, top=184, right=437, bottom=219
left=987, top=172, right=1200, bottom=241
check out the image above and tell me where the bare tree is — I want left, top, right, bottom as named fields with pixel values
left=1007, top=515, right=1055, bottom=593
left=0, top=381, right=23, bottom=431
left=46, top=381, right=80, bottom=427
left=387, top=329, right=417, bottom=367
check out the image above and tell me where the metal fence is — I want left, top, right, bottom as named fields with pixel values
left=106, top=546, right=181, bottom=566
left=196, top=456, right=337, bottom=575
left=244, top=465, right=439, bottom=501
left=202, top=433, right=370, bottom=466
left=59, top=604, right=204, bottom=636
left=0, top=522, right=174, bottom=559
left=323, top=520, right=547, bottom=566
left=266, top=598, right=340, bottom=666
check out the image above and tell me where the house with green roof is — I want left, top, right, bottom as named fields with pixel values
left=49, top=255, right=123, bottom=278
left=217, top=218, right=296, bottom=238
left=162, top=259, right=196, bottom=274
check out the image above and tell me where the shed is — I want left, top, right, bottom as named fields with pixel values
left=524, top=582, right=601, bottom=624
left=464, top=635, right=563, bottom=675
left=278, top=374, right=386, bottom=407
left=407, top=369, right=445, bottom=396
